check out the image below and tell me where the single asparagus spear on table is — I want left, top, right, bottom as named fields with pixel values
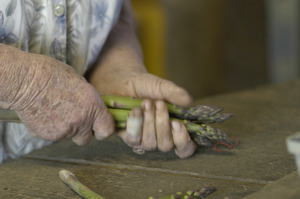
left=59, top=169, right=217, bottom=199
left=0, top=95, right=234, bottom=147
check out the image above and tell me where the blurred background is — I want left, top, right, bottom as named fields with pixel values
left=131, top=0, right=300, bottom=99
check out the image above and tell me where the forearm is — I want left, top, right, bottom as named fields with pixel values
left=87, top=0, right=146, bottom=86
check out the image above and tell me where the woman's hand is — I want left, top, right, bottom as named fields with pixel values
left=91, top=70, right=197, bottom=158
left=0, top=45, right=115, bottom=145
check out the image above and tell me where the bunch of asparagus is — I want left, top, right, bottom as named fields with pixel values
left=0, top=95, right=234, bottom=147
left=102, top=95, right=234, bottom=147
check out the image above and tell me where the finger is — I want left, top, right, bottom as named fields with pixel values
left=157, top=79, right=193, bottom=107
left=155, top=100, right=174, bottom=152
left=117, top=107, right=143, bottom=147
left=93, top=102, right=115, bottom=140
left=72, top=129, right=93, bottom=146
left=117, top=130, right=145, bottom=155
left=117, top=129, right=133, bottom=147
left=125, top=107, right=143, bottom=145
left=141, top=99, right=157, bottom=151
left=117, top=129, right=140, bottom=147
left=171, top=120, right=196, bottom=159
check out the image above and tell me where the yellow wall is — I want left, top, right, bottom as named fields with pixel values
left=131, top=0, right=166, bottom=78
left=132, top=1, right=267, bottom=98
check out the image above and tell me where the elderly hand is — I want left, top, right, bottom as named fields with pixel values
left=0, top=46, right=114, bottom=145
left=93, top=71, right=197, bottom=158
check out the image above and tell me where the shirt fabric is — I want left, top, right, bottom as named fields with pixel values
left=0, top=0, right=122, bottom=163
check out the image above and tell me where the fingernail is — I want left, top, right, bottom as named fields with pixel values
left=133, top=145, right=145, bottom=155
left=127, top=115, right=143, bottom=137
left=171, top=120, right=181, bottom=132
left=129, top=107, right=142, bottom=117
left=142, top=100, right=152, bottom=111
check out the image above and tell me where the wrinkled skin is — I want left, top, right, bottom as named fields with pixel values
left=0, top=47, right=114, bottom=145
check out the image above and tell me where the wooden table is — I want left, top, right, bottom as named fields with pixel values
left=1, top=80, right=300, bottom=199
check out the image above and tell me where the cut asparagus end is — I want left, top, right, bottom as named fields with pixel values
left=102, top=95, right=142, bottom=109
left=0, top=109, right=20, bottom=122
left=59, top=169, right=105, bottom=199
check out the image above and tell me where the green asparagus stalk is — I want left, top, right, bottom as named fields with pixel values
left=0, top=96, right=233, bottom=124
left=149, top=187, right=217, bottom=199
left=0, top=108, right=21, bottom=123
left=112, top=109, right=232, bottom=147
left=59, top=169, right=105, bottom=199
left=102, top=95, right=231, bottom=123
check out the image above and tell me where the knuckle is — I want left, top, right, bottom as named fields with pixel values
left=72, top=130, right=92, bottom=146
left=124, top=134, right=140, bottom=146
left=57, top=124, right=70, bottom=136
left=158, top=143, right=174, bottom=152
left=176, top=143, right=197, bottom=159
left=72, top=137, right=89, bottom=146
left=30, top=127, right=64, bottom=141
left=51, top=135, right=63, bottom=142
left=44, top=131, right=64, bottom=141
left=177, top=152, right=188, bottom=159
left=142, top=141, right=157, bottom=151
left=155, top=100, right=167, bottom=111
left=94, top=129, right=113, bottom=140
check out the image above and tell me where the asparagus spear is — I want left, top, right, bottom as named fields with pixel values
left=59, top=169, right=105, bottom=199
left=59, top=169, right=216, bottom=199
left=101, top=95, right=231, bottom=123
left=0, top=95, right=233, bottom=124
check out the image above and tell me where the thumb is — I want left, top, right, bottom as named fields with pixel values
left=93, top=103, right=115, bottom=140
left=158, top=79, right=193, bottom=106
left=135, top=74, right=193, bottom=107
